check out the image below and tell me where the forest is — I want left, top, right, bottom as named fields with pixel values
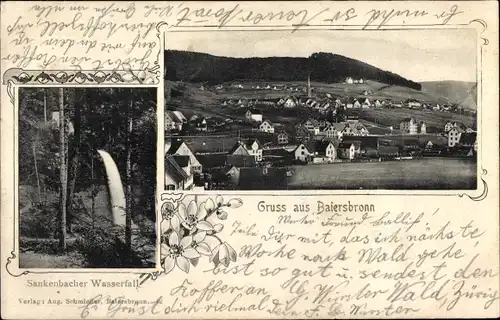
left=18, top=87, right=157, bottom=268
left=164, top=50, right=422, bottom=90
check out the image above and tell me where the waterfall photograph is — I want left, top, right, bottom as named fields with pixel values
left=18, top=87, right=157, bottom=268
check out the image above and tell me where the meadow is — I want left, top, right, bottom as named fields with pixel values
left=288, top=158, right=477, bottom=190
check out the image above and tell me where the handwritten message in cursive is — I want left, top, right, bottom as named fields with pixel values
left=1, top=2, right=466, bottom=71
left=73, top=197, right=498, bottom=318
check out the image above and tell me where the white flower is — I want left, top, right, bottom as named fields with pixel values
left=190, top=231, right=212, bottom=256
left=210, top=242, right=237, bottom=267
left=162, top=232, right=200, bottom=274
left=160, top=202, right=180, bottom=233
left=178, top=201, right=213, bottom=231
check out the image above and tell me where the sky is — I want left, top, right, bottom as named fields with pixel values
left=165, top=29, right=477, bottom=82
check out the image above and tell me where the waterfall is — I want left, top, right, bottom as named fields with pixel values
left=96, top=150, right=126, bottom=228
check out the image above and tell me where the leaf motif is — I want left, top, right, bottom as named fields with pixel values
left=176, top=256, right=190, bottom=273
left=227, top=198, right=243, bottom=208
left=190, top=257, right=200, bottom=267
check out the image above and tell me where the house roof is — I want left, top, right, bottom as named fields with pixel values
left=238, top=168, right=289, bottom=190
left=227, top=154, right=256, bottom=167
left=229, top=142, right=249, bottom=155
left=196, top=153, right=227, bottom=169
left=247, top=108, right=262, bottom=115
left=342, top=136, right=379, bottom=149
left=338, top=142, right=360, bottom=149
left=379, top=146, right=399, bottom=155
left=244, top=139, right=262, bottom=149
left=263, top=148, right=293, bottom=158
left=166, top=140, right=185, bottom=154
left=402, top=117, right=416, bottom=122
left=450, top=126, right=465, bottom=133
left=172, top=155, right=190, bottom=167
left=459, top=132, right=477, bottom=145
left=314, top=140, right=333, bottom=155
left=165, top=155, right=189, bottom=183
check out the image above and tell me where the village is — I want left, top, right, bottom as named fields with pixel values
left=164, top=78, right=477, bottom=190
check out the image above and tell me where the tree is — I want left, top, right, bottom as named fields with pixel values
left=58, top=88, right=67, bottom=250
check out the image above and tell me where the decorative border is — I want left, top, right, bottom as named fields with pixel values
left=163, top=21, right=489, bottom=201
left=1, top=22, right=166, bottom=86
left=3, top=19, right=491, bottom=280
left=3, top=21, right=167, bottom=277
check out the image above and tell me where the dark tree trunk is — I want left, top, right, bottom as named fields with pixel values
left=58, top=88, right=67, bottom=250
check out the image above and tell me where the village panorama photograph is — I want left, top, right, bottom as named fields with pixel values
left=163, top=29, right=478, bottom=191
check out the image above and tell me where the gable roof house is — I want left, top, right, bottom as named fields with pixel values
left=165, top=139, right=203, bottom=172
left=448, top=126, right=465, bottom=147
left=337, top=142, right=361, bottom=160
left=259, top=120, right=275, bottom=133
left=312, top=140, right=336, bottom=163
left=303, top=119, right=321, bottom=135
left=165, top=110, right=187, bottom=131
left=342, top=136, right=379, bottom=158
left=245, top=109, right=263, bottom=123
left=458, top=132, right=477, bottom=152
left=165, top=155, right=193, bottom=190
left=293, top=143, right=311, bottom=162
left=231, top=139, right=263, bottom=162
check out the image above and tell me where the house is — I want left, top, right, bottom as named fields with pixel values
left=230, top=139, right=263, bottom=162
left=322, top=125, right=338, bottom=138
left=444, top=121, right=457, bottom=132
left=400, top=118, right=419, bottom=135
left=259, top=120, right=275, bottom=133
left=337, top=142, right=361, bottom=160
left=284, top=96, right=298, bottom=108
left=165, top=139, right=203, bottom=173
left=165, top=110, right=187, bottom=131
left=293, top=143, right=311, bottom=162
left=342, top=136, right=379, bottom=158
left=245, top=109, right=263, bottom=123
left=425, top=141, right=434, bottom=149
left=165, top=155, right=193, bottom=190
left=448, top=126, right=465, bottom=147
left=420, top=122, right=427, bottom=134
left=227, top=154, right=256, bottom=167
left=353, top=99, right=361, bottom=108
left=313, top=140, right=336, bottom=163
left=458, top=132, right=477, bottom=151
left=407, top=99, right=422, bottom=108
left=262, top=148, right=294, bottom=163
left=345, top=77, right=354, bottom=84
left=276, top=131, right=289, bottom=145
left=295, top=125, right=313, bottom=143
left=362, top=98, right=371, bottom=108
left=304, top=119, right=320, bottom=135
left=192, top=117, right=208, bottom=132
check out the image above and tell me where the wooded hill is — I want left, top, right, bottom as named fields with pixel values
left=164, top=50, right=422, bottom=91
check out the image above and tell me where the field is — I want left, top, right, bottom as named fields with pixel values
left=360, top=108, right=476, bottom=132
left=288, top=158, right=477, bottom=190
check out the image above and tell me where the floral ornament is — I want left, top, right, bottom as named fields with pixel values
left=160, top=196, right=243, bottom=275
left=34, top=72, right=52, bottom=84
left=210, top=242, right=237, bottom=268
left=90, top=71, right=108, bottom=83
left=73, top=72, right=89, bottom=84
left=162, top=232, right=200, bottom=274
left=160, top=202, right=180, bottom=234
left=12, top=72, right=33, bottom=84
left=51, top=71, right=70, bottom=84
left=109, top=72, right=124, bottom=83
left=178, top=200, right=213, bottom=231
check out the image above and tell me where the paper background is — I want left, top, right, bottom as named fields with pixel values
left=1, top=1, right=498, bottom=318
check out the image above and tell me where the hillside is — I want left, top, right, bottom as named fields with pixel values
left=165, top=50, right=422, bottom=91
left=421, top=81, right=477, bottom=109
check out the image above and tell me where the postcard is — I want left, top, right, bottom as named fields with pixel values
left=1, top=1, right=499, bottom=319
